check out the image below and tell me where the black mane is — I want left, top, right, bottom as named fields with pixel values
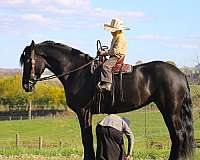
left=38, top=41, right=93, bottom=60
left=38, top=41, right=72, bottom=50
left=20, top=41, right=93, bottom=66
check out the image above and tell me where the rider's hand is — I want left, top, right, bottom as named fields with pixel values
left=99, top=51, right=106, bottom=56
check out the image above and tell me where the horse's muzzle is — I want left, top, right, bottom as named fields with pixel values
left=23, top=82, right=34, bottom=92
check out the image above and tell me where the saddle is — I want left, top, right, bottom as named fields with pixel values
left=112, top=64, right=132, bottom=73
left=91, top=56, right=132, bottom=113
left=111, top=56, right=132, bottom=107
left=112, top=56, right=132, bottom=73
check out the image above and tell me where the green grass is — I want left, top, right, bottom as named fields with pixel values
left=0, top=116, right=81, bottom=149
left=0, top=110, right=199, bottom=159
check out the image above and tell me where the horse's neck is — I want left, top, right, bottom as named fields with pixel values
left=41, top=46, right=78, bottom=75
left=59, top=59, right=94, bottom=108
left=42, top=46, right=94, bottom=100
left=44, top=47, right=90, bottom=71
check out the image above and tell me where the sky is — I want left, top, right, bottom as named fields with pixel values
left=0, top=0, right=200, bottom=68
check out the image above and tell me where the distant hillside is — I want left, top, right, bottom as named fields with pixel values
left=0, top=68, right=55, bottom=78
left=0, top=68, right=21, bottom=77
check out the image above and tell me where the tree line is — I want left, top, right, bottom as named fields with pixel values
left=0, top=75, right=66, bottom=111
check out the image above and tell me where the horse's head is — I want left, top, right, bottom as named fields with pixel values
left=20, top=40, right=46, bottom=92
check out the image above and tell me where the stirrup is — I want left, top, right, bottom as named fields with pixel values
left=97, top=82, right=111, bottom=91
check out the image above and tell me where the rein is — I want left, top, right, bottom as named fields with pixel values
left=29, top=56, right=98, bottom=84
left=29, top=40, right=104, bottom=84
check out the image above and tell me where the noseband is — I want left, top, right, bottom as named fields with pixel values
left=29, top=50, right=37, bottom=84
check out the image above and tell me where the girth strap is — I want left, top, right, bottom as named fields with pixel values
left=111, top=64, right=124, bottom=106
left=119, top=64, right=124, bottom=103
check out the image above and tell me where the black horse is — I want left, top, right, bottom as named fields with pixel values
left=20, top=40, right=194, bottom=160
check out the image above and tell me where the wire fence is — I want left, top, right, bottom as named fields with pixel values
left=0, top=104, right=67, bottom=121
left=0, top=109, right=199, bottom=150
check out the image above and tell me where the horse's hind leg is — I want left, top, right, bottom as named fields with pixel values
left=159, top=109, right=179, bottom=160
left=156, top=92, right=194, bottom=160
left=154, top=92, right=182, bottom=159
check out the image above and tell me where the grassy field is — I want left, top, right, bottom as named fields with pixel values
left=0, top=109, right=199, bottom=159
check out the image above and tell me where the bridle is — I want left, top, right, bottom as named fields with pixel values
left=28, top=40, right=106, bottom=84
left=30, top=50, right=36, bottom=81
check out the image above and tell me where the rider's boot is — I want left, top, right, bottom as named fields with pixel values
left=97, top=82, right=112, bottom=91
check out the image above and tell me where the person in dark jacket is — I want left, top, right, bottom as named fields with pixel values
left=96, top=114, right=134, bottom=160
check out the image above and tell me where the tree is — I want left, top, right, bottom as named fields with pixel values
left=0, top=75, right=66, bottom=111
left=180, top=66, right=194, bottom=75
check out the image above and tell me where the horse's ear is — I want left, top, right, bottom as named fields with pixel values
left=30, top=40, right=35, bottom=49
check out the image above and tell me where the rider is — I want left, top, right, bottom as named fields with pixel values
left=97, top=18, right=130, bottom=91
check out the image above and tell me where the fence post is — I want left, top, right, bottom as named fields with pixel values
left=28, top=100, right=32, bottom=120
left=16, top=133, right=19, bottom=148
left=144, top=107, right=147, bottom=137
left=59, top=139, right=63, bottom=149
left=39, top=136, right=43, bottom=150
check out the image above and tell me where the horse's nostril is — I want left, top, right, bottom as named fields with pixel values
left=23, top=83, right=32, bottom=92
left=23, top=84, right=28, bottom=89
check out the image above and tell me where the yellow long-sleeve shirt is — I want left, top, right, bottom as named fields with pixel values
left=106, top=32, right=128, bottom=58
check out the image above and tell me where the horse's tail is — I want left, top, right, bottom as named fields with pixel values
left=180, top=76, right=195, bottom=159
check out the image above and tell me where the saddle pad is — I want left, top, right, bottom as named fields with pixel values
left=112, top=64, right=132, bottom=73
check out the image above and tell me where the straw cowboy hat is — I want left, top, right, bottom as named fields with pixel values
left=104, top=18, right=130, bottom=32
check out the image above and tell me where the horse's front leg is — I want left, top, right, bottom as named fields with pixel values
left=77, top=108, right=95, bottom=160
